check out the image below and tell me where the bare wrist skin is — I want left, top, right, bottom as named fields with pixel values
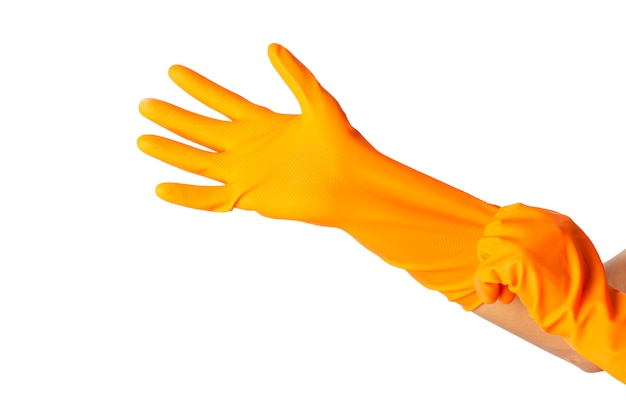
left=603, top=249, right=626, bottom=293
left=338, top=147, right=497, bottom=270
left=474, top=299, right=602, bottom=373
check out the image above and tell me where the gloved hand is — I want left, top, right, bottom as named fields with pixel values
left=474, top=203, right=626, bottom=383
left=138, top=43, right=512, bottom=310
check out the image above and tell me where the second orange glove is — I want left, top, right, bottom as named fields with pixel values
left=474, top=203, right=626, bottom=383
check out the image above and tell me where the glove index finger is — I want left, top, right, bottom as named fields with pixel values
left=168, top=64, right=262, bottom=121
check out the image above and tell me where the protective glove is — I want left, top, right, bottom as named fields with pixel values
left=474, top=203, right=626, bottom=383
left=138, top=43, right=513, bottom=310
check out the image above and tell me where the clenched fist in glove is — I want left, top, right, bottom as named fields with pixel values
left=138, top=43, right=511, bottom=310
left=475, top=203, right=626, bottom=383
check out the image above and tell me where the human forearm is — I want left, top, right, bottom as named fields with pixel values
left=472, top=247, right=626, bottom=374
left=472, top=233, right=626, bottom=374
left=334, top=146, right=501, bottom=309
left=139, top=44, right=619, bottom=378
left=342, top=155, right=617, bottom=372
left=338, top=146, right=498, bottom=268
left=473, top=297, right=602, bottom=372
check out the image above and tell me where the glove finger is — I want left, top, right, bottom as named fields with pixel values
left=498, top=285, right=517, bottom=304
left=268, top=43, right=326, bottom=117
left=137, top=135, right=228, bottom=183
left=474, top=271, right=502, bottom=304
left=168, top=64, right=265, bottom=120
left=139, top=98, right=232, bottom=152
left=476, top=229, right=519, bottom=304
left=155, top=183, right=236, bottom=212
left=474, top=242, right=514, bottom=304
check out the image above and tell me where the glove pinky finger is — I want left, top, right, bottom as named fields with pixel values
left=156, top=183, right=236, bottom=213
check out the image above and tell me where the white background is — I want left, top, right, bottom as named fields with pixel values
left=1, top=1, right=625, bottom=415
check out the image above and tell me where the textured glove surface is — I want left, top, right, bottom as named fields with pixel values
left=138, top=44, right=376, bottom=225
left=475, top=203, right=626, bottom=383
left=138, top=44, right=510, bottom=310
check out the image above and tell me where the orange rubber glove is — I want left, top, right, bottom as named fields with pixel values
left=138, top=43, right=513, bottom=310
left=474, top=203, right=626, bottom=383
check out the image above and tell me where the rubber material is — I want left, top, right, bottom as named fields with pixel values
left=138, top=43, right=514, bottom=310
left=475, top=203, right=626, bottom=383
